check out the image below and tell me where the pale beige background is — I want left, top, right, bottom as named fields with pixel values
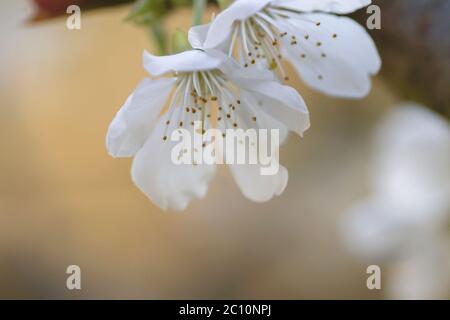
left=0, top=1, right=401, bottom=299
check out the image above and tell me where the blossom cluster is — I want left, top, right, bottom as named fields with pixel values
left=106, top=0, right=381, bottom=210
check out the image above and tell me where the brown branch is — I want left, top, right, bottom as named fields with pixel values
left=30, top=0, right=133, bottom=22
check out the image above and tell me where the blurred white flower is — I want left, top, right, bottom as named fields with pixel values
left=106, top=49, right=310, bottom=211
left=190, top=0, right=381, bottom=98
left=343, top=103, right=450, bottom=299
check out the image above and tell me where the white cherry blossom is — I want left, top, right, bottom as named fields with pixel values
left=191, top=0, right=381, bottom=98
left=106, top=49, right=310, bottom=210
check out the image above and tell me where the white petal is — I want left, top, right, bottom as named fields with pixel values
left=218, top=53, right=308, bottom=135
left=218, top=96, right=289, bottom=202
left=204, top=0, right=272, bottom=49
left=219, top=52, right=276, bottom=82
left=131, top=113, right=216, bottom=211
left=272, top=0, right=371, bottom=14
left=218, top=93, right=288, bottom=202
left=235, top=79, right=310, bottom=137
left=239, top=90, right=289, bottom=143
left=188, top=23, right=210, bottom=49
left=229, top=162, right=288, bottom=202
left=106, top=77, right=175, bottom=157
left=281, top=13, right=381, bottom=98
left=143, top=49, right=224, bottom=77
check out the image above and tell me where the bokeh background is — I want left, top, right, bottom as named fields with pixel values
left=0, top=0, right=448, bottom=299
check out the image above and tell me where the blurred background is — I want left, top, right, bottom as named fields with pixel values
left=0, top=0, right=448, bottom=299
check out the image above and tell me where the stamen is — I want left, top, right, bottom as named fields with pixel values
left=162, top=75, right=188, bottom=140
left=228, top=26, right=239, bottom=56
left=245, top=19, right=260, bottom=46
left=239, top=21, right=251, bottom=57
left=230, top=8, right=297, bottom=82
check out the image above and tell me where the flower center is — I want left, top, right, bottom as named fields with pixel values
left=230, top=6, right=333, bottom=82
left=161, top=71, right=256, bottom=142
left=230, top=12, right=289, bottom=81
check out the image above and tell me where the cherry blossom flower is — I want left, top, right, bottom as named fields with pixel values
left=191, top=0, right=381, bottom=98
left=106, top=49, right=309, bottom=210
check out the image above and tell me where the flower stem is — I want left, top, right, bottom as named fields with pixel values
left=150, top=22, right=167, bottom=55
left=192, top=0, right=206, bottom=26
